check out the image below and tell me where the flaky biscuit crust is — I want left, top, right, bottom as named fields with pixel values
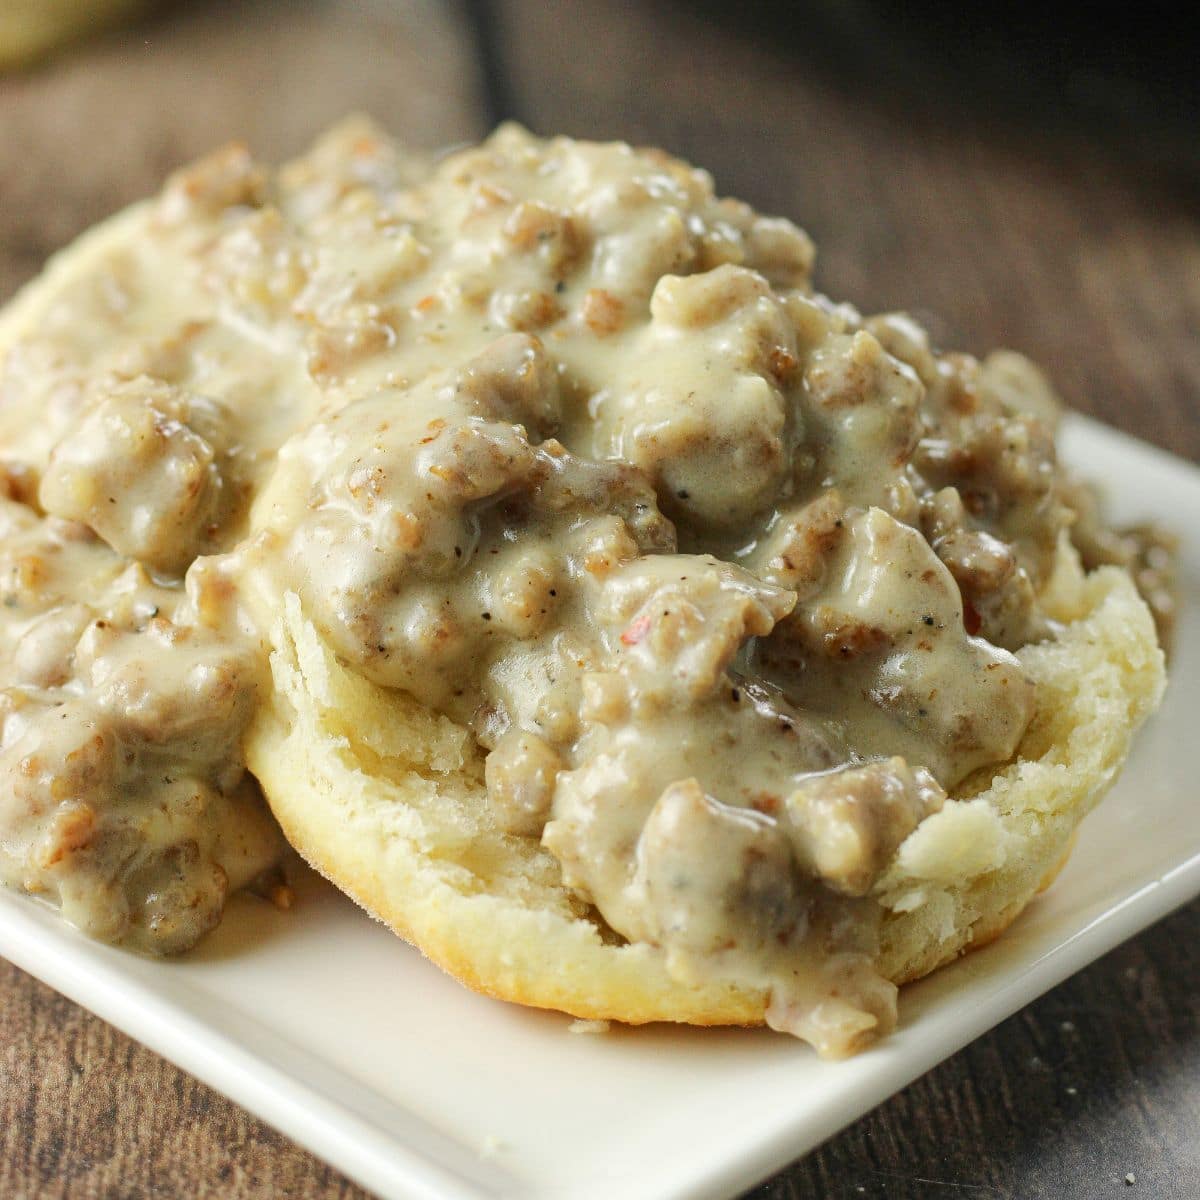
left=247, top=563, right=1163, bottom=1027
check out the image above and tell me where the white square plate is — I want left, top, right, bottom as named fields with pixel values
left=2, top=415, right=1198, bottom=1200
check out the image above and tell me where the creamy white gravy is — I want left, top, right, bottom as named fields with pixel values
left=0, top=121, right=1095, bottom=1052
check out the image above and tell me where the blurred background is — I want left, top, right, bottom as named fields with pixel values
left=1, top=3, right=1197, bottom=1198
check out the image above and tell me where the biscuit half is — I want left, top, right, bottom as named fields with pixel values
left=245, top=556, right=1164, bottom=1025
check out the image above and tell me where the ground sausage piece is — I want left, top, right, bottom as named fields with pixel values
left=753, top=489, right=845, bottom=601
left=158, top=141, right=266, bottom=223
left=10, top=604, right=91, bottom=688
left=759, top=508, right=1036, bottom=787
left=485, top=729, right=563, bottom=836
left=0, top=679, right=276, bottom=953
left=800, top=329, right=923, bottom=513
left=1065, top=474, right=1178, bottom=653
left=589, top=266, right=799, bottom=534
left=39, top=379, right=228, bottom=574
left=784, top=759, right=946, bottom=897
left=922, top=485, right=1044, bottom=649
left=633, top=778, right=802, bottom=958
left=598, top=556, right=796, bottom=705
left=451, top=332, right=562, bottom=437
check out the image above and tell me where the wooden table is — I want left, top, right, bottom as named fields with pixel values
left=1, top=2, right=1197, bottom=1196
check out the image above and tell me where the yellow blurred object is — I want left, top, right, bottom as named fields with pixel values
left=0, top=0, right=149, bottom=69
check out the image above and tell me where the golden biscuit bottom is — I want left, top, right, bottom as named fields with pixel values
left=246, top=557, right=1164, bottom=1029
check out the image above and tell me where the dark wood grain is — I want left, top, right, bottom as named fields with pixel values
left=2, top=1, right=1198, bottom=1197
left=0, top=957, right=373, bottom=1200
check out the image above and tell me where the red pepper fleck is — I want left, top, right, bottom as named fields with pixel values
left=620, top=614, right=653, bottom=646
